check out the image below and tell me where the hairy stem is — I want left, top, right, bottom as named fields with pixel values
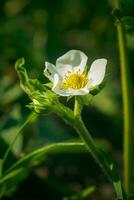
left=53, top=99, right=125, bottom=199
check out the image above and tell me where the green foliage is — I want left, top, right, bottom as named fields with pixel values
left=15, top=57, right=125, bottom=199
left=0, top=0, right=133, bottom=199
left=0, top=142, right=90, bottom=198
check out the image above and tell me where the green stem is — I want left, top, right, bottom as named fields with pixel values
left=74, top=98, right=111, bottom=179
left=53, top=100, right=125, bottom=198
left=115, top=0, right=134, bottom=195
left=74, top=97, right=83, bottom=117
left=1, top=112, right=37, bottom=176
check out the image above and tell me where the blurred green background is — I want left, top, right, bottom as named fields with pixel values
left=0, top=0, right=134, bottom=199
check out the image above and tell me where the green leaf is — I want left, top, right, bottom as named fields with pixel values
left=6, top=142, right=87, bottom=174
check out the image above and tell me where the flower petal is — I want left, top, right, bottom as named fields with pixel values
left=88, top=58, right=107, bottom=86
left=44, top=62, right=59, bottom=82
left=53, top=87, right=89, bottom=96
left=52, top=73, right=60, bottom=89
left=56, top=50, right=88, bottom=77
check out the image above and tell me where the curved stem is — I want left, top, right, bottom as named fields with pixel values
left=53, top=100, right=125, bottom=198
left=115, top=0, right=134, bottom=195
left=74, top=98, right=111, bottom=179
left=1, top=112, right=37, bottom=176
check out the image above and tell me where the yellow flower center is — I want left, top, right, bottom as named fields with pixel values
left=63, top=72, right=88, bottom=89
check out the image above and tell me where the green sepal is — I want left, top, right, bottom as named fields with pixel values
left=67, top=95, right=73, bottom=102
left=90, top=81, right=106, bottom=96
left=15, top=58, right=59, bottom=114
left=77, top=94, right=93, bottom=106
left=27, top=90, right=59, bottom=114
left=77, top=81, right=105, bottom=106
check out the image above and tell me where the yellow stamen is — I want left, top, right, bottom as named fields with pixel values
left=63, top=72, right=88, bottom=89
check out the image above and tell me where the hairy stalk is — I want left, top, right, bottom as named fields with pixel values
left=1, top=112, right=37, bottom=176
left=115, top=0, right=134, bottom=195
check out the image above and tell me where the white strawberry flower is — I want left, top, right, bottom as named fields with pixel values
left=44, top=50, right=107, bottom=96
